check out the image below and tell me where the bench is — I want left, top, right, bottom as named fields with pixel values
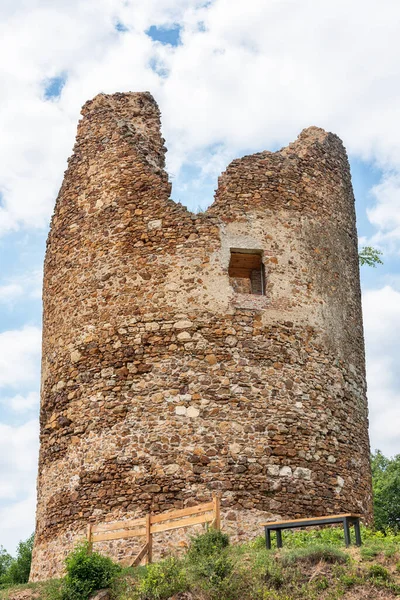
left=261, top=513, right=362, bottom=549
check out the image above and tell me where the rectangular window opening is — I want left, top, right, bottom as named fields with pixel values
left=228, top=249, right=265, bottom=295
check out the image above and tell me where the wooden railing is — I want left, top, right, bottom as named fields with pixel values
left=87, top=494, right=221, bottom=566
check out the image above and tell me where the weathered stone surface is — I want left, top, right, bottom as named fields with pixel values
left=30, top=92, right=372, bottom=581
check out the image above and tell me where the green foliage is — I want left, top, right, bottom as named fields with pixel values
left=41, top=579, right=66, bottom=600
left=360, top=544, right=381, bottom=561
left=187, top=528, right=230, bottom=560
left=340, top=572, right=359, bottom=587
left=276, top=525, right=346, bottom=549
left=186, top=530, right=233, bottom=597
left=2, top=525, right=400, bottom=600
left=368, top=564, right=390, bottom=581
left=61, top=542, right=121, bottom=600
left=263, top=560, right=284, bottom=589
left=359, top=245, right=383, bottom=267
left=371, top=450, right=400, bottom=532
left=134, top=557, right=186, bottom=600
left=0, top=548, right=13, bottom=587
left=191, top=552, right=233, bottom=586
left=280, top=544, right=349, bottom=567
left=314, top=575, right=329, bottom=590
left=1, top=533, right=34, bottom=586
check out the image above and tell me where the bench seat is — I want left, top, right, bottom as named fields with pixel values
left=262, top=513, right=362, bottom=549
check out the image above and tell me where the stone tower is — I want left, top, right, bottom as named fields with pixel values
left=31, top=92, right=372, bottom=580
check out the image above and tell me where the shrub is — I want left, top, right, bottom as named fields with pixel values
left=368, top=564, right=390, bottom=581
left=384, top=544, right=397, bottom=558
left=61, top=543, right=121, bottom=600
left=186, top=530, right=233, bottom=596
left=340, top=573, right=359, bottom=588
left=360, top=544, right=382, bottom=561
left=280, top=544, right=349, bottom=567
left=135, top=557, right=186, bottom=600
left=192, top=552, right=233, bottom=586
left=187, top=529, right=230, bottom=560
left=264, top=561, right=284, bottom=589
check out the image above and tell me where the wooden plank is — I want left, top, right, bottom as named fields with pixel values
left=146, top=513, right=152, bottom=565
left=230, top=253, right=261, bottom=269
left=92, top=527, right=146, bottom=543
left=228, top=267, right=252, bottom=278
left=132, top=543, right=149, bottom=567
left=123, top=543, right=149, bottom=568
left=230, top=258, right=261, bottom=270
left=87, top=523, right=93, bottom=554
left=260, top=513, right=362, bottom=527
left=150, top=502, right=214, bottom=525
left=92, top=516, right=146, bottom=533
left=151, top=512, right=214, bottom=534
left=213, top=495, right=221, bottom=530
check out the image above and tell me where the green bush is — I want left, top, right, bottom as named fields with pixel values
left=368, top=564, right=390, bottom=581
left=61, top=543, right=121, bottom=600
left=192, top=552, right=233, bottom=586
left=187, top=529, right=230, bottom=560
left=135, top=557, right=186, bottom=600
left=280, top=544, right=349, bottom=567
left=360, top=544, right=382, bottom=561
left=186, top=529, right=233, bottom=596
left=340, top=573, right=359, bottom=588
left=264, top=561, right=284, bottom=589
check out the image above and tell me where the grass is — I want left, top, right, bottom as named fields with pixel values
left=1, top=527, right=400, bottom=600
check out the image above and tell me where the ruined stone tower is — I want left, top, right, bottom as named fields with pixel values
left=31, top=92, right=372, bottom=580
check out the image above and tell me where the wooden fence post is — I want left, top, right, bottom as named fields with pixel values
left=146, top=513, right=152, bottom=564
left=213, top=494, right=221, bottom=530
left=87, top=523, right=93, bottom=554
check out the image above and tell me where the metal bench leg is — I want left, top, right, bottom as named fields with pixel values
left=354, top=520, right=362, bottom=546
left=276, top=529, right=283, bottom=548
left=343, top=518, right=351, bottom=547
left=265, top=528, right=271, bottom=550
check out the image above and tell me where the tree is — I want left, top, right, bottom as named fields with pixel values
left=371, top=450, right=400, bottom=532
left=0, top=546, right=13, bottom=585
left=4, top=533, right=34, bottom=585
left=359, top=246, right=383, bottom=267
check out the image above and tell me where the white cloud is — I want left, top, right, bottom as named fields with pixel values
left=0, top=269, right=42, bottom=306
left=0, top=326, right=41, bottom=389
left=2, top=391, right=40, bottom=413
left=0, top=419, right=39, bottom=555
left=363, top=286, right=400, bottom=456
left=0, top=493, right=37, bottom=556
left=364, top=174, right=400, bottom=252
left=0, top=0, right=400, bottom=236
left=0, top=283, right=24, bottom=304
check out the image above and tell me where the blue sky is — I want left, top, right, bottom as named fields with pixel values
left=1, top=0, right=400, bottom=556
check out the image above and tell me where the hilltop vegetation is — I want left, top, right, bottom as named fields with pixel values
left=1, top=527, right=400, bottom=600
left=1, top=449, right=399, bottom=599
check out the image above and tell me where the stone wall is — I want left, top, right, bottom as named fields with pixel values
left=30, top=92, right=372, bottom=581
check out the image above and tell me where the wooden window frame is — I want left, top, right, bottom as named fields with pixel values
left=228, top=249, right=265, bottom=295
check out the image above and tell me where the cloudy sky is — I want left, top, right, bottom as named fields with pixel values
left=1, top=0, right=400, bottom=555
